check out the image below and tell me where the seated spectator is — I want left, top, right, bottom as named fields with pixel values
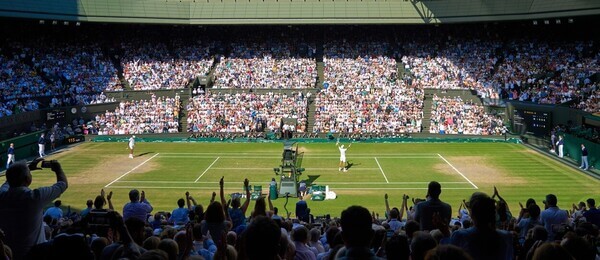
left=43, top=200, right=64, bottom=220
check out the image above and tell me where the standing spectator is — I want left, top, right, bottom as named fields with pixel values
left=556, top=136, right=564, bottom=158
left=0, top=159, right=68, bottom=259
left=43, top=200, right=63, bottom=220
left=123, top=189, right=153, bottom=222
left=540, top=194, right=568, bottom=241
left=5, top=143, right=14, bottom=169
left=242, top=216, right=281, bottom=260
left=415, top=181, right=452, bottom=231
left=297, top=195, right=309, bottom=222
left=38, top=133, right=46, bottom=158
left=336, top=205, right=383, bottom=260
left=50, top=133, right=56, bottom=151
left=579, top=144, right=589, bottom=170
left=449, top=192, right=513, bottom=260
left=583, top=198, right=600, bottom=227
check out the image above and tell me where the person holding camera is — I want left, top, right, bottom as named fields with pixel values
left=0, top=158, right=68, bottom=260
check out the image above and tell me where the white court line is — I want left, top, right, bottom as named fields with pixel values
left=374, top=157, right=390, bottom=183
left=194, top=157, right=220, bottom=183
left=105, top=153, right=160, bottom=188
left=158, top=155, right=438, bottom=159
left=437, top=154, right=478, bottom=189
left=161, top=152, right=440, bottom=156
left=114, top=180, right=470, bottom=185
left=107, top=186, right=476, bottom=190
left=210, top=167, right=380, bottom=171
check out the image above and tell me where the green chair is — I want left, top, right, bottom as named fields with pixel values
left=250, top=185, right=262, bottom=200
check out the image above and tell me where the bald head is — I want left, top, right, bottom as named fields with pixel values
left=6, top=162, right=31, bottom=188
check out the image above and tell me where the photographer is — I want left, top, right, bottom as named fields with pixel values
left=0, top=158, right=68, bottom=259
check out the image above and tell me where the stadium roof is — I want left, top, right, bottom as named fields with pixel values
left=0, top=0, right=599, bottom=24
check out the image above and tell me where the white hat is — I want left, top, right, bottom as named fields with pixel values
left=132, top=135, right=136, bottom=138
left=340, top=145, right=345, bottom=149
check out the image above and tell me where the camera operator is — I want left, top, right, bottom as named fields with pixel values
left=0, top=158, right=68, bottom=259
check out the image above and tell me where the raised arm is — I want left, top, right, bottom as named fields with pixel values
left=384, top=194, right=391, bottom=220
left=219, top=176, right=226, bottom=207
left=107, top=191, right=114, bottom=210
left=399, top=194, right=408, bottom=221
left=185, top=191, right=192, bottom=211
left=267, top=191, right=274, bottom=212
left=241, top=179, right=251, bottom=214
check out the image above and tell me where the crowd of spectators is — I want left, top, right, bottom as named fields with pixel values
left=314, top=40, right=424, bottom=134
left=401, top=39, right=502, bottom=99
left=121, top=41, right=214, bottom=90
left=3, top=163, right=600, bottom=260
left=213, top=41, right=317, bottom=89
left=186, top=91, right=308, bottom=133
left=494, top=41, right=600, bottom=105
left=25, top=39, right=121, bottom=92
left=93, top=94, right=181, bottom=135
left=0, top=52, right=56, bottom=118
left=429, top=94, right=505, bottom=135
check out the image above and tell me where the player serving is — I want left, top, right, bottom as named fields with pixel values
left=336, top=139, right=351, bottom=172
left=128, top=135, right=136, bottom=159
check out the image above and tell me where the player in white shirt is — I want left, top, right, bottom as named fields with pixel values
left=336, top=139, right=351, bottom=172
left=128, top=135, right=136, bottom=159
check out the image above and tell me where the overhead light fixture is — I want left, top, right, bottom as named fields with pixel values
left=63, top=21, right=69, bottom=25
left=555, top=19, right=561, bottom=24
left=532, top=20, right=538, bottom=25
left=568, top=18, right=574, bottom=23
left=39, top=20, right=45, bottom=24
left=52, top=21, right=58, bottom=25
left=544, top=20, right=550, bottom=25
left=76, top=22, right=81, bottom=26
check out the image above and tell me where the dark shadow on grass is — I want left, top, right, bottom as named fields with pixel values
left=346, top=162, right=358, bottom=170
left=296, top=152, right=304, bottom=168
left=137, top=152, right=153, bottom=156
left=304, top=175, right=320, bottom=186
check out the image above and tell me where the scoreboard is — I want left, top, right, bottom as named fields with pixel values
left=512, top=109, right=552, bottom=136
left=46, top=109, right=66, bottom=121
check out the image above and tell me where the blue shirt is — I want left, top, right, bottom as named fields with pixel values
left=171, top=207, right=190, bottom=225
left=44, top=206, right=63, bottom=220
left=540, top=206, right=568, bottom=241
left=123, top=199, right=153, bottom=222
left=80, top=207, right=92, bottom=218
left=387, top=218, right=404, bottom=232
left=7, top=147, right=14, bottom=155
left=296, top=200, right=308, bottom=220
left=39, top=136, right=45, bottom=145
left=0, top=181, right=67, bottom=259
left=449, top=227, right=513, bottom=260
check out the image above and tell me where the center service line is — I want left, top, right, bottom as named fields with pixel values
left=105, top=153, right=160, bottom=188
left=374, top=157, right=390, bottom=184
left=194, top=157, right=220, bottom=183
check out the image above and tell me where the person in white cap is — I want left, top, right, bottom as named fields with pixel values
left=128, top=135, right=136, bottom=159
left=336, top=139, right=351, bottom=172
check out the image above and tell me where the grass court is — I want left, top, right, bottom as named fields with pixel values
left=31, top=142, right=600, bottom=217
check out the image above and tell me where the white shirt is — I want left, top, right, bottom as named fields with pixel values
left=129, top=137, right=135, bottom=147
left=339, top=146, right=347, bottom=158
